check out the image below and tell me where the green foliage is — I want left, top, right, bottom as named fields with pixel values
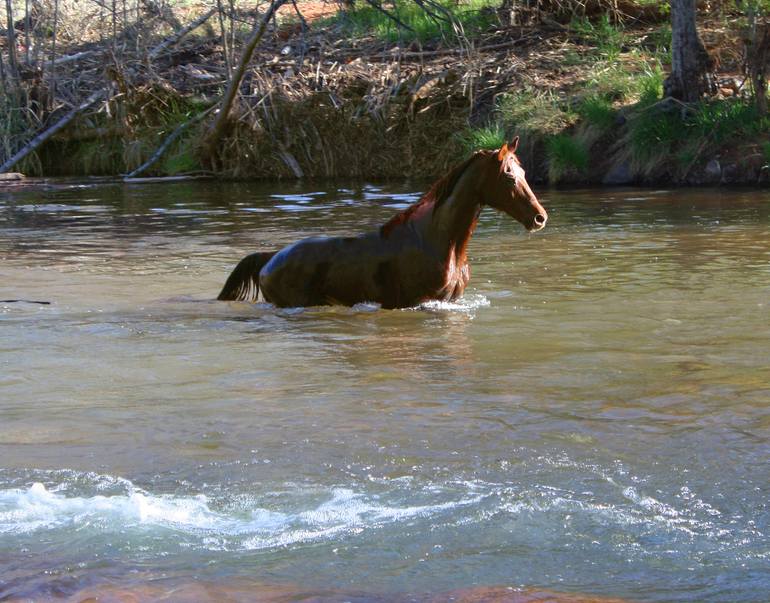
left=763, top=141, right=770, bottom=164
left=578, top=95, right=616, bottom=131
left=455, top=124, right=506, bottom=154
left=739, top=0, right=770, bottom=17
left=547, top=134, right=588, bottom=182
left=625, top=98, right=770, bottom=176
left=645, top=23, right=672, bottom=64
left=335, top=0, right=496, bottom=43
left=162, top=138, right=200, bottom=174
left=627, top=110, right=686, bottom=165
left=570, top=14, right=624, bottom=59
left=637, top=63, right=665, bottom=106
left=0, top=90, right=42, bottom=174
left=689, top=100, right=763, bottom=143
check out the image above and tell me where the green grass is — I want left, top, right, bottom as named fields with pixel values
left=455, top=124, right=506, bottom=154
left=547, top=134, right=588, bottom=182
left=622, top=97, right=770, bottom=177
left=498, top=88, right=577, bottom=135
left=570, top=14, right=624, bottom=59
left=162, top=138, right=200, bottom=174
left=578, top=95, right=616, bottom=131
left=334, top=0, right=497, bottom=43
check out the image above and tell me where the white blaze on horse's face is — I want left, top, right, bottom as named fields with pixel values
left=494, top=138, right=548, bottom=232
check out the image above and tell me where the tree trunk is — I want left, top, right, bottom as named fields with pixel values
left=4, top=0, right=19, bottom=80
left=664, top=0, right=711, bottom=102
left=745, top=13, right=770, bottom=116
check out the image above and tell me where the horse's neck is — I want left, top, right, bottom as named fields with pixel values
left=425, top=163, right=483, bottom=262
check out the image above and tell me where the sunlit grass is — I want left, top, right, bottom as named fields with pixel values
left=332, top=0, right=497, bottom=43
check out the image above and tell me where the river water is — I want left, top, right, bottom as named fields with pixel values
left=0, top=181, right=768, bottom=602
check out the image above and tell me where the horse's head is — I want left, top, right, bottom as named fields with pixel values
left=485, top=137, right=547, bottom=232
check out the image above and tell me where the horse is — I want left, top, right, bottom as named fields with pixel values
left=217, top=138, right=547, bottom=309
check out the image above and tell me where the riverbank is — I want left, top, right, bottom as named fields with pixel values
left=1, top=1, right=765, bottom=185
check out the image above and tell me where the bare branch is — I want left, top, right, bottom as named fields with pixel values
left=202, top=0, right=288, bottom=158
left=124, top=105, right=215, bottom=178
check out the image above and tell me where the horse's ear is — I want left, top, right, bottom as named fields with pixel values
left=510, top=136, right=519, bottom=153
left=497, top=143, right=509, bottom=162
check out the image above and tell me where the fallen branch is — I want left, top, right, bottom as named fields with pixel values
left=123, top=174, right=213, bottom=183
left=202, top=0, right=287, bottom=159
left=123, top=105, right=215, bottom=179
left=0, top=90, right=106, bottom=174
left=347, top=37, right=543, bottom=62
left=149, top=8, right=217, bottom=59
left=53, top=50, right=97, bottom=66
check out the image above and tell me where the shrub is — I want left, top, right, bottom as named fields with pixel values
left=547, top=134, right=588, bottom=182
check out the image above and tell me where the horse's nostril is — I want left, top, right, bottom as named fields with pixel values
left=534, top=214, right=547, bottom=225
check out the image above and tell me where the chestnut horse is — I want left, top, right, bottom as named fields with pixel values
left=218, top=138, right=547, bottom=309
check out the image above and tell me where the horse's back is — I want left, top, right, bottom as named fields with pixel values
left=259, top=233, right=443, bottom=308
left=259, top=234, right=381, bottom=307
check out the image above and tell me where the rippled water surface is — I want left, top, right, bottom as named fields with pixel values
left=1, top=181, right=768, bottom=601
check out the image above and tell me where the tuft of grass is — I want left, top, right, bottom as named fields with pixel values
left=547, top=134, right=588, bottom=183
left=626, top=109, right=686, bottom=174
left=581, top=58, right=663, bottom=106
left=645, top=23, right=672, bottom=64
left=689, top=100, right=762, bottom=144
left=637, top=63, right=665, bottom=106
left=570, top=14, right=624, bottom=59
left=498, top=88, right=577, bottom=135
left=579, top=95, right=616, bottom=131
left=455, top=124, right=506, bottom=154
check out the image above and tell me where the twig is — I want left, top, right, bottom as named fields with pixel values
left=53, top=50, right=97, bottom=66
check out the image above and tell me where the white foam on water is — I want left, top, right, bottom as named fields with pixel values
left=1, top=466, right=761, bottom=561
left=0, top=481, right=481, bottom=551
left=414, top=294, right=491, bottom=314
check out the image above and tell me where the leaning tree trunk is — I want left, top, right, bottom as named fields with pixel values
left=664, top=0, right=711, bottom=102
left=745, top=13, right=770, bottom=116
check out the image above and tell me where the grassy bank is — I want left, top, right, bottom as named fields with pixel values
left=1, top=0, right=766, bottom=185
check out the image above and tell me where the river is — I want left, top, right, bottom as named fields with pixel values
left=0, top=181, right=768, bottom=601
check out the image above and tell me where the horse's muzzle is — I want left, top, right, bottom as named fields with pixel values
left=529, top=212, right=547, bottom=231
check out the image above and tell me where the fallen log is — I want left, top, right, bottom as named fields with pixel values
left=0, top=90, right=106, bottom=174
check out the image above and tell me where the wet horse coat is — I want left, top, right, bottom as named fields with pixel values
left=218, top=140, right=547, bottom=309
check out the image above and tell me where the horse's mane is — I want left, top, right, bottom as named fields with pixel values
left=380, top=151, right=489, bottom=238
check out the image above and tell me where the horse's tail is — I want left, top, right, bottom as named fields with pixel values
left=217, top=251, right=276, bottom=302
